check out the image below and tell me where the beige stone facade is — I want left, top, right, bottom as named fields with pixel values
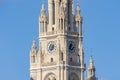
left=30, top=0, right=97, bottom=80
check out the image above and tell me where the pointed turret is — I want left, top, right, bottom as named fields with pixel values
left=30, top=40, right=37, bottom=63
left=41, top=3, right=46, bottom=17
left=88, top=56, right=95, bottom=77
left=75, top=5, right=83, bottom=36
left=87, top=56, right=98, bottom=80
left=39, top=3, right=47, bottom=33
left=32, top=40, right=37, bottom=50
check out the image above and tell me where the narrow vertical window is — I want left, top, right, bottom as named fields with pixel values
left=91, top=70, right=92, bottom=76
left=45, top=22, right=47, bottom=32
left=61, top=19, right=63, bottom=30
left=76, top=21, right=79, bottom=32
left=77, top=55, right=80, bottom=63
left=53, top=2, right=55, bottom=24
left=52, top=27, right=54, bottom=31
left=31, top=55, right=35, bottom=63
left=70, top=57, right=72, bottom=62
left=60, top=52, right=63, bottom=61
left=51, top=58, right=53, bottom=62
left=43, top=22, right=44, bottom=32
left=40, top=22, right=44, bottom=32
left=68, top=27, right=71, bottom=31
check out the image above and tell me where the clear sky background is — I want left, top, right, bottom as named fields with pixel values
left=0, top=0, right=120, bottom=80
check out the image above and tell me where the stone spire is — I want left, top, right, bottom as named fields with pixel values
left=41, top=3, right=46, bottom=17
left=40, top=3, right=47, bottom=22
left=88, top=56, right=95, bottom=74
left=87, top=56, right=97, bottom=80
left=39, top=2, right=47, bottom=33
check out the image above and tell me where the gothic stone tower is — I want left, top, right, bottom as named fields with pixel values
left=87, top=57, right=98, bottom=80
left=30, top=0, right=87, bottom=80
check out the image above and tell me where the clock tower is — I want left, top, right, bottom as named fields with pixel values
left=30, top=0, right=88, bottom=80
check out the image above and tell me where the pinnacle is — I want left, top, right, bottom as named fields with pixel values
left=88, top=56, right=95, bottom=70
left=32, top=40, right=37, bottom=49
left=42, top=3, right=45, bottom=11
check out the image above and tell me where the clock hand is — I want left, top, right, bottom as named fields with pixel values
left=70, top=44, right=74, bottom=50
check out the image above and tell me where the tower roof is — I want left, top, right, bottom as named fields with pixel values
left=39, top=2, right=47, bottom=22
left=40, top=3, right=46, bottom=17
left=41, top=3, right=45, bottom=11
left=88, top=56, right=95, bottom=70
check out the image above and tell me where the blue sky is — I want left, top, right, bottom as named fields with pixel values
left=0, top=0, right=120, bottom=80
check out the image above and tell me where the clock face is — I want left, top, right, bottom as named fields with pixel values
left=47, top=41, right=56, bottom=53
left=67, top=41, right=76, bottom=53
